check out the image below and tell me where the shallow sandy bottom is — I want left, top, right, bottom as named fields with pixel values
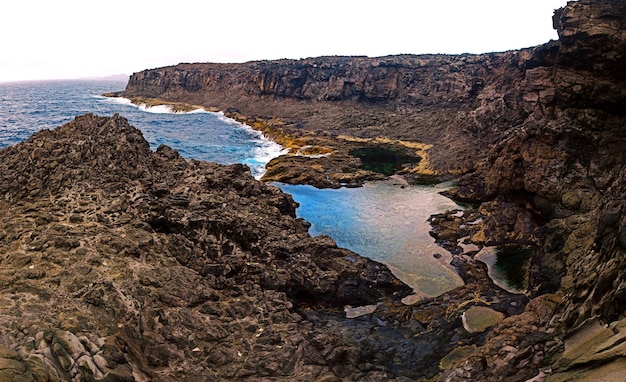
left=278, top=180, right=465, bottom=299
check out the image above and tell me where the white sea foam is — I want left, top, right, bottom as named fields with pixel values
left=214, top=112, right=288, bottom=178
left=225, top=117, right=288, bottom=179
left=102, top=97, right=287, bottom=177
left=103, top=96, right=208, bottom=114
left=138, top=104, right=208, bottom=114
left=136, top=103, right=210, bottom=114
left=248, top=140, right=289, bottom=179
left=102, top=96, right=133, bottom=106
left=138, top=104, right=175, bottom=113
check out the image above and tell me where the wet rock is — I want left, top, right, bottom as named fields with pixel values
left=462, top=306, right=505, bottom=333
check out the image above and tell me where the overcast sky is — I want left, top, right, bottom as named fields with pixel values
left=1, top=0, right=567, bottom=82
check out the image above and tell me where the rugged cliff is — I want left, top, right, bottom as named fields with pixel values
left=121, top=48, right=541, bottom=186
left=0, top=114, right=537, bottom=381
left=441, top=1, right=626, bottom=379
left=0, top=0, right=613, bottom=381
left=114, top=0, right=626, bottom=380
left=0, top=114, right=414, bottom=381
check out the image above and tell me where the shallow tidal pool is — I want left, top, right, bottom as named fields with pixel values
left=278, top=180, right=465, bottom=300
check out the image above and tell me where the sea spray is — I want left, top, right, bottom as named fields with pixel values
left=101, top=95, right=286, bottom=178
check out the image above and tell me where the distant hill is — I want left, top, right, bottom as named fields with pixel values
left=81, top=73, right=129, bottom=82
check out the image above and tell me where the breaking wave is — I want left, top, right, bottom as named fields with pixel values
left=103, top=96, right=208, bottom=114
left=216, top=112, right=288, bottom=179
left=103, top=97, right=287, bottom=178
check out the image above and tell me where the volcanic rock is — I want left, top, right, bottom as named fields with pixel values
left=94, top=0, right=626, bottom=379
left=117, top=48, right=540, bottom=185
left=1, top=114, right=540, bottom=381
left=0, top=114, right=419, bottom=380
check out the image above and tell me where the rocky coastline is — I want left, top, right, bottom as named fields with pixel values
left=1, top=0, right=625, bottom=380
left=0, top=113, right=533, bottom=381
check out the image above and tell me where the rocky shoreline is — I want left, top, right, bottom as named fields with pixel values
left=100, top=94, right=438, bottom=188
left=0, top=114, right=531, bottom=381
left=2, top=0, right=625, bottom=380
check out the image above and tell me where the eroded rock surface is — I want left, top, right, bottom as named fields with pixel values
left=438, top=0, right=626, bottom=380
left=0, top=114, right=538, bottom=381
left=0, top=114, right=419, bottom=381
left=116, top=0, right=626, bottom=379
left=117, top=45, right=544, bottom=185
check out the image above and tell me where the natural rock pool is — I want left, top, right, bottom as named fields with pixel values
left=475, top=245, right=534, bottom=294
left=278, top=180, right=464, bottom=300
left=348, top=147, right=422, bottom=175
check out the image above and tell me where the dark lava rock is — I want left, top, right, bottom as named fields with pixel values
left=0, top=114, right=420, bottom=381
left=436, top=1, right=626, bottom=380
left=99, top=0, right=626, bottom=379
left=0, top=114, right=539, bottom=381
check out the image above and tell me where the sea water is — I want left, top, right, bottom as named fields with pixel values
left=280, top=182, right=464, bottom=299
left=0, top=80, right=285, bottom=179
left=0, top=80, right=463, bottom=298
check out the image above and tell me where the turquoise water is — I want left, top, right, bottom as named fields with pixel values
left=279, top=181, right=464, bottom=298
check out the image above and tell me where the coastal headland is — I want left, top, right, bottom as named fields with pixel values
left=1, top=0, right=625, bottom=380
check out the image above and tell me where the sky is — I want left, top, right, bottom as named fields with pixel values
left=0, top=0, right=568, bottom=82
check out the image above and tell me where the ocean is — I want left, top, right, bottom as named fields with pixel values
left=0, top=79, right=463, bottom=299
left=0, top=80, right=285, bottom=179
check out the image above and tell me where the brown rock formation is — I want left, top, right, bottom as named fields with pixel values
left=119, top=49, right=539, bottom=185
left=0, top=114, right=534, bottom=381
left=439, top=0, right=626, bottom=380
left=0, top=114, right=417, bottom=380
left=2, top=0, right=618, bottom=380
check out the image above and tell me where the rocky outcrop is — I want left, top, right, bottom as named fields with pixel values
left=0, top=114, right=538, bottom=381
left=119, top=49, right=540, bottom=184
left=0, top=114, right=418, bottom=380
left=437, top=0, right=626, bottom=380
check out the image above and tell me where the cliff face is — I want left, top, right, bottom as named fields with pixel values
left=126, top=54, right=514, bottom=107
left=123, top=50, right=546, bottom=179
left=457, top=0, right=626, bottom=314
left=441, top=1, right=626, bottom=379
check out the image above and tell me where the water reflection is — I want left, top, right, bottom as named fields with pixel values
left=475, top=246, right=533, bottom=294
left=278, top=181, right=464, bottom=299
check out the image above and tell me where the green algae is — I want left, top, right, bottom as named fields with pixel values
left=349, top=147, right=421, bottom=175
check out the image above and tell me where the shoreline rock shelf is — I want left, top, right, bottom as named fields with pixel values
left=118, top=0, right=626, bottom=379
left=0, top=114, right=409, bottom=380
left=0, top=114, right=529, bottom=381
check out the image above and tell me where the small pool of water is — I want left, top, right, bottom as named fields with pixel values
left=475, top=245, right=533, bottom=294
left=278, top=181, right=464, bottom=299
left=349, top=147, right=421, bottom=175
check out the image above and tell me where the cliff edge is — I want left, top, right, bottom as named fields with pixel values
left=120, top=48, right=539, bottom=186
left=441, top=1, right=626, bottom=379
